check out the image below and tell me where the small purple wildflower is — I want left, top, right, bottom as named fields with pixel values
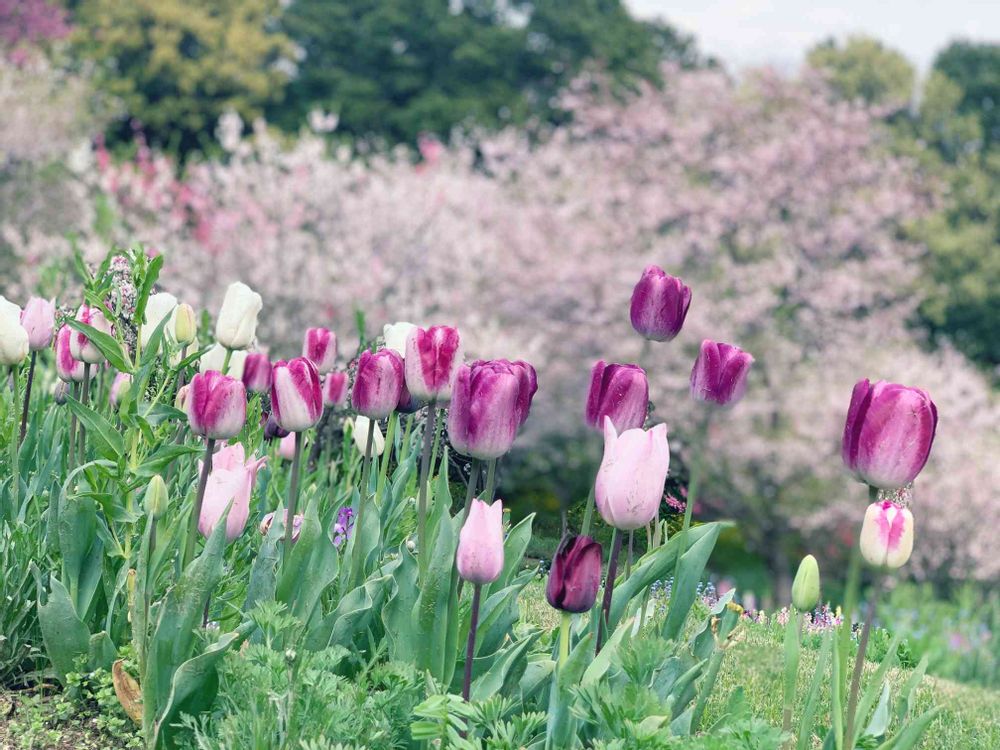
left=333, top=506, right=354, bottom=547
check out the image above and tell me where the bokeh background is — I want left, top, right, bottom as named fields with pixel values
left=1, top=0, right=997, bottom=602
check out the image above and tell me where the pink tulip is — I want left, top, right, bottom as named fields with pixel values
left=859, top=501, right=914, bottom=569
left=404, top=325, right=463, bottom=403
left=197, top=443, right=267, bottom=542
left=109, top=372, right=132, bottom=407
left=186, top=370, right=247, bottom=439
left=242, top=352, right=272, bottom=393
left=303, top=327, right=338, bottom=374
left=629, top=265, right=692, bottom=342
left=585, top=360, right=648, bottom=432
left=20, top=297, right=55, bottom=351
left=271, top=357, right=323, bottom=432
left=456, top=499, right=505, bottom=585
left=595, top=417, right=670, bottom=530
left=448, top=359, right=536, bottom=460
left=69, top=304, right=113, bottom=364
left=54, top=325, right=85, bottom=383
left=689, top=339, right=753, bottom=407
left=323, top=370, right=349, bottom=408
left=352, top=349, right=404, bottom=419
left=278, top=432, right=297, bottom=460
left=259, top=509, right=304, bottom=542
left=842, top=379, right=937, bottom=489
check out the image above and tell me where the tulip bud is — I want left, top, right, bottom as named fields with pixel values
left=456, top=499, right=504, bottom=585
left=242, top=352, right=272, bottom=394
left=791, top=554, right=820, bottom=611
left=69, top=304, right=113, bottom=364
left=350, top=416, right=385, bottom=456
left=859, top=501, right=914, bottom=569
left=214, top=281, right=262, bottom=350
left=595, top=417, right=670, bottom=531
left=383, top=321, right=416, bottom=355
left=186, top=371, right=247, bottom=439
left=322, top=371, right=349, bottom=408
left=174, top=303, right=197, bottom=346
left=842, top=379, right=937, bottom=490
left=448, top=359, right=536, bottom=460
left=140, top=292, right=178, bottom=349
left=175, top=383, right=191, bottom=411
left=352, top=349, right=404, bottom=420
left=629, top=265, right=692, bottom=342
left=109, top=372, right=132, bottom=409
left=585, top=360, right=648, bottom=432
left=271, top=357, right=323, bottom=432
left=55, top=325, right=85, bottom=382
left=259, top=510, right=303, bottom=542
left=201, top=343, right=248, bottom=381
left=54, top=380, right=70, bottom=404
left=145, top=474, right=169, bottom=519
left=20, top=297, right=55, bottom=351
left=303, top=327, right=338, bottom=374
left=404, top=325, right=463, bottom=403
left=545, top=534, right=602, bottom=613
left=689, top=339, right=753, bottom=407
left=0, top=296, right=29, bottom=366
left=263, top=411, right=290, bottom=440
left=278, top=432, right=297, bottom=460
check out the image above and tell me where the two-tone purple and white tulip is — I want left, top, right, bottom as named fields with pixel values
left=545, top=534, right=602, bottom=613
left=323, top=370, right=349, bottom=408
left=259, top=509, right=303, bottom=542
left=55, top=325, right=85, bottom=382
left=457, top=499, right=505, bottom=585
left=186, top=370, right=247, bottom=440
left=271, top=357, right=323, bottom=432
left=242, top=352, right=272, bottom=394
left=69, top=304, right=113, bottom=364
left=197, top=443, right=267, bottom=542
left=352, top=349, right=405, bottom=420
left=585, top=360, right=648, bottom=433
left=842, top=379, right=937, bottom=490
left=595, top=417, right=670, bottom=531
left=20, top=297, right=55, bottom=351
left=689, top=339, right=753, bottom=407
left=859, top=501, right=914, bottom=569
left=629, top=265, right=692, bottom=342
left=404, top=325, right=463, bottom=403
left=448, top=359, right=537, bottom=460
left=303, top=327, right=338, bottom=374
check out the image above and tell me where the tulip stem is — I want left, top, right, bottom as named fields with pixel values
left=559, top=612, right=572, bottom=667
left=78, top=363, right=91, bottom=461
left=221, top=348, right=233, bottom=376
left=782, top=611, right=804, bottom=735
left=580, top=485, right=596, bottom=537
left=283, top=431, right=304, bottom=564
left=67, top=382, right=78, bottom=470
left=845, top=576, right=881, bottom=748
left=416, top=401, right=437, bottom=578
left=351, top=420, right=376, bottom=588
left=19, top=351, right=36, bottom=444
left=376, top=412, right=397, bottom=501
left=184, top=437, right=216, bottom=569
left=626, top=530, right=634, bottom=578
left=596, top=528, right=623, bottom=655
left=483, top=458, right=497, bottom=502
left=461, top=458, right=482, bottom=522
left=8, top=366, right=20, bottom=507
left=462, top=583, right=483, bottom=701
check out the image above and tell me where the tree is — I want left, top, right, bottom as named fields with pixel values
left=933, top=41, right=1000, bottom=149
left=70, top=0, right=293, bottom=156
left=806, top=35, right=915, bottom=109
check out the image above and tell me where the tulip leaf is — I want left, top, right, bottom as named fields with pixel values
left=797, top=631, right=833, bottom=750
left=56, top=490, right=104, bottom=619
left=485, top=512, right=535, bottom=599
left=864, top=682, right=892, bottom=739
left=65, top=318, right=133, bottom=374
left=243, top=511, right=283, bottom=620
left=133, top=253, right=164, bottom=332
left=583, top=617, right=633, bottom=686
left=136, top=443, right=203, bottom=478
left=383, top=546, right=420, bottom=661
left=476, top=580, right=531, bottom=657
left=470, top=630, right=540, bottom=702
left=413, top=511, right=459, bottom=683
left=895, top=655, right=929, bottom=726
left=545, top=632, right=593, bottom=748
left=275, top=495, right=339, bottom=626
left=65, top=396, right=126, bottom=460
left=37, top=577, right=92, bottom=683
left=662, top=523, right=723, bottom=642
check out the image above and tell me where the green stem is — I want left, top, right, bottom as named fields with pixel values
left=283, top=432, right=304, bottom=563
left=559, top=612, right=572, bottom=668
left=429, top=406, right=443, bottom=477
left=416, top=402, right=436, bottom=577
left=461, top=458, right=482, bottom=522
left=221, top=347, right=233, bottom=376
left=78, top=363, right=91, bottom=462
left=580, top=484, right=596, bottom=537
left=596, top=528, right=623, bottom=654
left=845, top=577, right=880, bottom=748
left=625, top=530, right=634, bottom=579
left=782, top=611, right=804, bottom=735
left=376, top=412, right=397, bottom=501
left=482, top=458, right=497, bottom=502
left=19, top=351, right=35, bottom=444
left=9, top=365, right=20, bottom=508
left=351, top=420, right=376, bottom=588
left=183, top=438, right=216, bottom=568
left=462, top=584, right=483, bottom=701
left=67, top=382, right=78, bottom=470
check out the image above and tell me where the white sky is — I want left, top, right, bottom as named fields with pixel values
left=627, top=1, right=998, bottom=71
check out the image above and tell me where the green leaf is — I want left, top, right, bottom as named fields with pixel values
left=133, top=253, right=164, bottom=328
left=37, top=578, right=91, bottom=683
left=136, top=443, right=202, bottom=478
left=662, top=523, right=722, bottom=641
left=65, top=396, right=126, bottom=460
left=545, top=633, right=594, bottom=748
left=582, top=617, right=632, bottom=686
left=65, top=318, right=132, bottom=373
left=470, top=631, right=540, bottom=701
left=864, top=682, right=892, bottom=739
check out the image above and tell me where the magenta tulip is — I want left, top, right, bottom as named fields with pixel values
left=323, top=371, right=349, bottom=408
left=842, top=379, right=937, bottom=489
left=55, top=325, right=85, bottom=383
left=456, top=499, right=505, bottom=585
left=585, top=360, right=648, bottom=432
left=303, top=327, right=338, bottom=374
left=242, top=352, right=272, bottom=394
left=629, top=265, right=692, bottom=342
left=186, top=370, right=247, bottom=439
left=689, top=339, right=753, bottom=407
left=197, top=443, right=267, bottom=542
left=545, top=534, right=602, bottom=613
left=448, top=359, right=536, bottom=460
left=69, top=304, right=113, bottom=364
left=404, top=325, right=463, bottom=403
left=20, top=297, right=55, bottom=351
left=595, top=417, right=670, bottom=531
left=352, top=349, right=404, bottom=420
left=271, top=357, right=323, bottom=432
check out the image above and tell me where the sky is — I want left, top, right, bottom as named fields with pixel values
left=627, top=1, right=998, bottom=72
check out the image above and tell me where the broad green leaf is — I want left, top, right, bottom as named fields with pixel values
left=662, top=523, right=722, bottom=641
left=65, top=396, right=126, bottom=460
left=65, top=318, right=132, bottom=373
left=37, top=577, right=91, bottom=683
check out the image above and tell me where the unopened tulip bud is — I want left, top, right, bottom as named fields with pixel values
left=174, top=303, right=197, bottom=346
left=629, top=265, right=692, bottom=342
left=585, top=360, right=648, bottom=432
left=404, top=325, right=463, bottom=402
left=141, top=292, right=178, bottom=349
left=595, top=417, right=670, bottom=530
left=545, top=534, right=602, bottom=613
left=186, top=371, right=247, bottom=439
left=259, top=510, right=303, bottom=542
left=69, top=304, right=113, bottom=364
left=303, top=327, right=337, bottom=374
left=55, top=325, right=85, bottom=382
left=350, top=416, right=384, bottom=456
left=145, top=474, right=169, bottom=519
left=859, top=501, right=914, bottom=569
left=352, top=349, right=404, bottom=419
left=842, top=379, right=937, bottom=490
left=109, top=372, right=132, bottom=408
left=689, top=339, right=753, bottom=407
left=271, top=357, right=323, bottom=432
left=20, top=297, right=56, bottom=351
left=791, top=554, right=820, bottom=611
left=54, top=380, right=70, bottom=404
left=214, top=282, right=262, bottom=350
left=323, top=371, right=348, bottom=408
left=175, top=384, right=191, bottom=411
left=242, top=352, right=272, bottom=394
left=0, top=296, right=29, bottom=365
left=456, top=499, right=504, bottom=585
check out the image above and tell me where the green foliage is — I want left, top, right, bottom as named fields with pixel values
left=933, top=41, right=1000, bottom=149
left=806, top=35, right=915, bottom=107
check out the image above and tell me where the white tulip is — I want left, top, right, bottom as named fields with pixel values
left=0, top=296, right=28, bottom=366
left=349, top=416, right=385, bottom=457
left=382, top=321, right=416, bottom=356
left=214, top=282, right=262, bottom=350
left=141, top=292, right=178, bottom=349
left=201, top=343, right=248, bottom=381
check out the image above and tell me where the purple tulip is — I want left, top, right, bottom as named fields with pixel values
left=396, top=380, right=422, bottom=414
left=242, top=352, right=272, bottom=394
left=545, top=534, right=602, bottom=613
left=20, top=297, right=55, bottom=351
left=456, top=499, right=504, bottom=585
left=271, top=357, right=323, bottom=432
left=842, top=379, right=937, bottom=489
left=186, top=370, right=247, bottom=440
left=323, top=370, right=349, bottom=408
left=629, top=265, right=692, bottom=342
left=585, top=360, right=648, bottom=432
left=303, top=327, right=338, bottom=374
left=262, top=410, right=290, bottom=440
left=448, top=359, right=536, bottom=460
left=404, top=325, right=463, bottom=403
left=352, top=349, right=404, bottom=420
left=689, top=339, right=753, bottom=407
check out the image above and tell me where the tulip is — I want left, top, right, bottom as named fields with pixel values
left=140, top=292, right=178, bottom=349
left=145, top=474, right=169, bottom=519
left=350, top=416, right=385, bottom=456
left=689, top=339, right=754, bottom=407
left=214, top=281, right=262, bottom=350
left=174, top=302, right=197, bottom=346
left=185, top=370, right=247, bottom=440
left=0, top=297, right=29, bottom=366
left=278, top=432, right=297, bottom=461
left=54, top=381, right=70, bottom=405
left=404, top=325, right=463, bottom=402
left=175, top=384, right=191, bottom=411
left=457, top=499, right=505, bottom=585
left=595, top=417, right=670, bottom=531
left=259, top=510, right=304, bottom=542
left=242, top=352, right=272, bottom=394
left=859, top=501, right=914, bottom=569
left=448, top=359, right=536, bottom=460
left=791, top=554, right=820, bottom=611
left=323, top=370, right=349, bottom=408
left=201, top=343, right=248, bottom=380
left=585, top=361, right=648, bottom=432
left=396, top=381, right=421, bottom=414
left=109, top=372, right=132, bottom=408
left=20, top=297, right=55, bottom=351
left=69, top=304, right=113, bottom=364
left=546, top=534, right=602, bottom=613
left=197, top=443, right=267, bottom=542
left=303, top=327, right=337, bottom=374
left=629, top=265, right=692, bottom=342
left=352, top=349, right=404, bottom=420
left=263, top=411, right=290, bottom=440
left=55, top=325, right=85, bottom=383
left=383, top=321, right=416, bottom=355
left=841, top=379, right=937, bottom=490
left=271, top=357, right=323, bottom=432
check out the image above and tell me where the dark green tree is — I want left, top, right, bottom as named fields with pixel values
left=933, top=41, right=1000, bottom=149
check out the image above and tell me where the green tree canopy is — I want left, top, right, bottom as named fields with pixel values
left=933, top=41, right=1000, bottom=150
left=806, top=35, right=915, bottom=107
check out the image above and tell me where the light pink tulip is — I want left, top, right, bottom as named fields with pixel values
left=323, top=370, right=349, bottom=408
left=859, top=501, right=914, bottom=569
left=20, top=297, right=55, bottom=351
left=197, top=443, right=267, bottom=542
left=278, top=432, right=297, bottom=461
left=109, top=372, right=132, bottom=407
left=456, top=499, right=505, bottom=585
left=595, top=417, right=670, bottom=531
